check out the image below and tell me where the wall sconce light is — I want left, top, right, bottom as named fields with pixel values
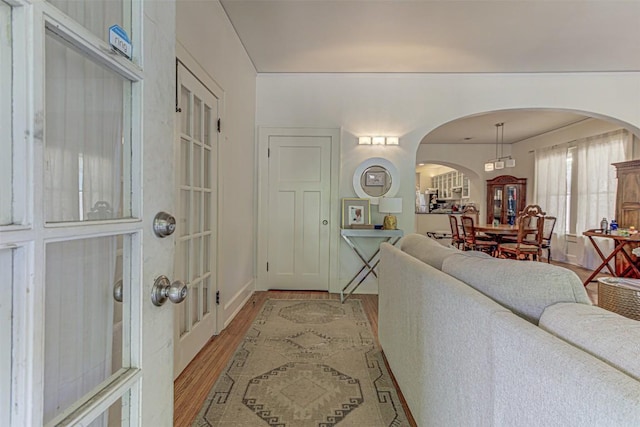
left=358, top=136, right=400, bottom=146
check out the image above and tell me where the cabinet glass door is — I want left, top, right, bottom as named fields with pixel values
left=493, top=188, right=503, bottom=224
left=506, top=185, right=517, bottom=225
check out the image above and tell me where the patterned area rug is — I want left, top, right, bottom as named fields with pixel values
left=192, top=299, right=409, bottom=426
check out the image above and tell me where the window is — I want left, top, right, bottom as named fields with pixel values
left=535, top=129, right=631, bottom=263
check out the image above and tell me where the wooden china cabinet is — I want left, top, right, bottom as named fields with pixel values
left=486, top=175, right=527, bottom=224
left=612, top=159, right=640, bottom=276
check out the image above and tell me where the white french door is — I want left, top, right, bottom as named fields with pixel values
left=2, top=1, right=176, bottom=426
left=174, top=62, right=219, bottom=377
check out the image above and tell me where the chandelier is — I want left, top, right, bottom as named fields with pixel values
left=484, top=122, right=516, bottom=172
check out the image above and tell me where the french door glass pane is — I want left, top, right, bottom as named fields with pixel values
left=47, top=0, right=131, bottom=48
left=0, top=248, right=12, bottom=427
left=0, top=1, right=12, bottom=225
left=44, top=235, right=127, bottom=425
left=45, top=30, right=132, bottom=223
left=87, top=394, right=128, bottom=427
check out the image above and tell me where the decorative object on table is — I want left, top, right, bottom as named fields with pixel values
left=601, top=217, right=609, bottom=234
left=379, top=197, right=402, bottom=230
left=191, top=299, right=410, bottom=426
left=350, top=224, right=375, bottom=229
left=341, top=198, right=370, bottom=228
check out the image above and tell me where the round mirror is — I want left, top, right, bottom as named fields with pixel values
left=360, top=165, right=392, bottom=197
left=353, top=157, right=400, bottom=205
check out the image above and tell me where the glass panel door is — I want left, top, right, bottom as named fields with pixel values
left=493, top=188, right=503, bottom=224
left=44, top=235, right=130, bottom=425
left=0, top=0, right=12, bottom=225
left=45, top=30, right=132, bottom=223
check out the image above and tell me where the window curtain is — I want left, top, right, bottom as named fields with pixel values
left=576, top=130, right=631, bottom=269
left=534, top=144, right=569, bottom=262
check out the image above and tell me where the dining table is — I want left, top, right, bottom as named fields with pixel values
left=473, top=223, right=537, bottom=243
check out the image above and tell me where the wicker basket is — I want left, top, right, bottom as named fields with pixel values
left=597, top=278, right=640, bottom=321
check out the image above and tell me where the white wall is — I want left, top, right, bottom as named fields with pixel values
left=176, top=0, right=257, bottom=326
left=256, top=72, right=640, bottom=292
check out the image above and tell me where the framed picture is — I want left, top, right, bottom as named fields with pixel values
left=342, top=198, right=370, bottom=228
left=365, top=171, right=386, bottom=187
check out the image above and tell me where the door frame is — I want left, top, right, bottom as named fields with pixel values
left=256, top=127, right=341, bottom=292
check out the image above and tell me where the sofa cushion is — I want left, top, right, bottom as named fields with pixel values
left=442, top=254, right=591, bottom=323
left=540, top=302, right=640, bottom=381
left=400, top=233, right=460, bottom=270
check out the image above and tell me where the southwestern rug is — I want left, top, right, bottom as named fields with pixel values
left=192, top=299, right=410, bottom=426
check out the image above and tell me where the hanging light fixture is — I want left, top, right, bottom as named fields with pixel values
left=484, top=122, right=516, bottom=172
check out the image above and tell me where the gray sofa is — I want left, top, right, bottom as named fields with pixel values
left=379, top=233, right=640, bottom=426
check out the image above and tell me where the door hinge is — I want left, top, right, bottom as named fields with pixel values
left=217, top=118, right=221, bottom=133
left=216, top=290, right=220, bottom=305
left=267, top=148, right=270, bottom=158
left=266, top=262, right=269, bottom=272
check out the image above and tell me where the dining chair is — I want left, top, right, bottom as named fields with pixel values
left=448, top=215, right=465, bottom=249
left=540, top=216, right=557, bottom=263
left=461, top=204, right=493, bottom=240
left=461, top=215, right=497, bottom=256
left=497, top=211, right=544, bottom=261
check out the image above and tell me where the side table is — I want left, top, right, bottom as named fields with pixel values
left=597, top=277, right=640, bottom=321
left=340, top=228, right=403, bottom=303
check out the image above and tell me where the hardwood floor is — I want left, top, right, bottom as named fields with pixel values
left=173, top=262, right=605, bottom=426
left=173, top=291, right=416, bottom=427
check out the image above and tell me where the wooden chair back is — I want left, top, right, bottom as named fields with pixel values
left=448, top=214, right=464, bottom=249
left=542, top=216, right=557, bottom=242
left=461, top=205, right=480, bottom=225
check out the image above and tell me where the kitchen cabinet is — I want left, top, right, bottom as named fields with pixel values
left=431, top=171, right=470, bottom=200
left=486, top=175, right=527, bottom=224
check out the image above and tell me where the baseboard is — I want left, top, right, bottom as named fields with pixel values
left=223, top=279, right=254, bottom=328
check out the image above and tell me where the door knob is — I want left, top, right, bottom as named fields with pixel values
left=151, top=275, right=188, bottom=306
left=153, top=211, right=176, bottom=238
left=113, top=279, right=123, bottom=303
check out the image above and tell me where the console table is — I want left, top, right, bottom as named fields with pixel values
left=582, top=229, right=640, bottom=286
left=340, top=228, right=403, bottom=302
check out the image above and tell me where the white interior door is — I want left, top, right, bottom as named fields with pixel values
left=174, top=62, right=219, bottom=377
left=2, top=1, right=176, bottom=425
left=266, top=133, right=332, bottom=290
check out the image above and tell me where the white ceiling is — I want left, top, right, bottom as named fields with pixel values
left=219, top=0, right=640, bottom=145
left=220, top=0, right=640, bottom=74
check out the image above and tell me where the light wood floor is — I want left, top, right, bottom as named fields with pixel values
left=173, top=291, right=416, bottom=427
left=173, top=262, right=605, bottom=427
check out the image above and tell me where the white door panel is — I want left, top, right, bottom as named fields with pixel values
left=3, top=1, right=175, bottom=425
left=174, top=63, right=219, bottom=378
left=267, top=136, right=331, bottom=290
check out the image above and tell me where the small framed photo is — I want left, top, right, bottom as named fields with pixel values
left=342, top=198, right=370, bottom=228
left=365, top=171, right=386, bottom=187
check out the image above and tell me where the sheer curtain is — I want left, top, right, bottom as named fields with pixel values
left=576, top=130, right=631, bottom=269
left=534, top=144, right=569, bottom=262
